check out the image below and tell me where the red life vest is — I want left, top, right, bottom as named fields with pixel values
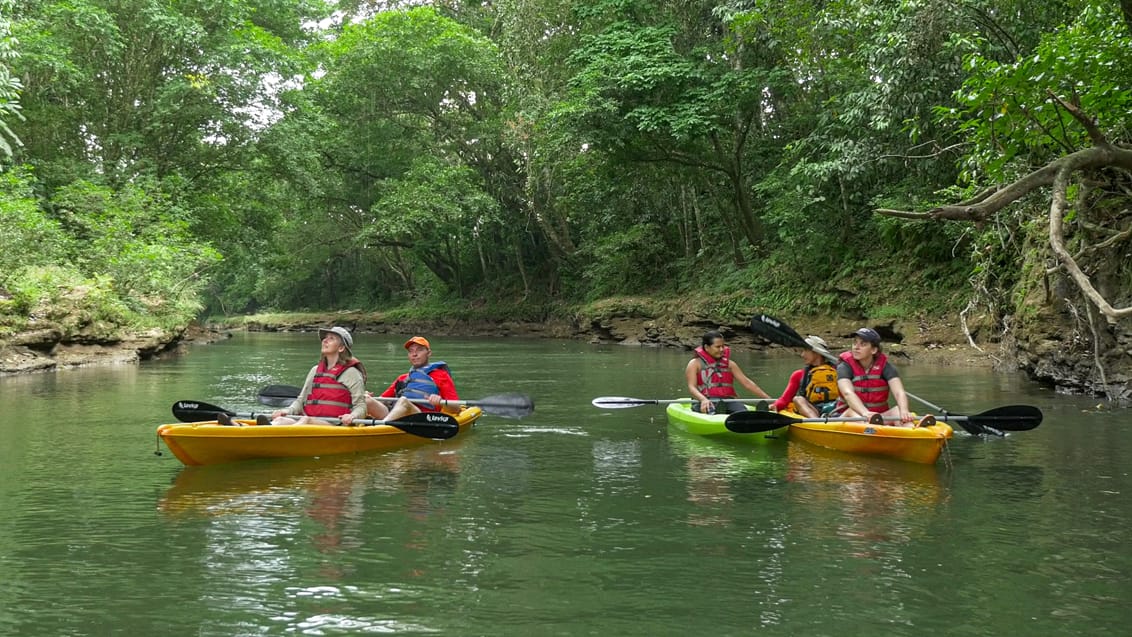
left=694, top=346, right=735, bottom=398
left=833, top=351, right=890, bottom=413
left=304, top=359, right=361, bottom=418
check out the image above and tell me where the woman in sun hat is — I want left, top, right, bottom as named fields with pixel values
left=771, top=335, right=841, bottom=417
left=219, top=326, right=368, bottom=426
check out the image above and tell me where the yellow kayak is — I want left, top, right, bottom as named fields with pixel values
left=781, top=410, right=953, bottom=464
left=157, top=407, right=482, bottom=466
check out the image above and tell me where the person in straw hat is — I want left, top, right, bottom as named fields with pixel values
left=770, top=335, right=840, bottom=417
left=225, top=326, right=368, bottom=426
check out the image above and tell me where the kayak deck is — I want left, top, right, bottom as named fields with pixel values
left=157, top=407, right=482, bottom=466
left=665, top=402, right=787, bottom=443
left=783, top=411, right=953, bottom=464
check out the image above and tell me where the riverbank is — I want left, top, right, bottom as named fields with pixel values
left=216, top=305, right=999, bottom=368
left=0, top=300, right=1000, bottom=376
left=0, top=322, right=230, bottom=376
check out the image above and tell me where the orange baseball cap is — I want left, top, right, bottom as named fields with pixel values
left=404, top=336, right=431, bottom=349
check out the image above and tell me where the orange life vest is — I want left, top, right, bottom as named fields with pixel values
left=800, top=363, right=839, bottom=405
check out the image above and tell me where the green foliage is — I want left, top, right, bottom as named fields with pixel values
left=370, top=158, right=502, bottom=292
left=0, top=166, right=219, bottom=334
left=10, top=0, right=326, bottom=187
left=3, top=266, right=129, bottom=330
left=579, top=222, right=674, bottom=299
left=0, top=0, right=23, bottom=159
left=944, top=1, right=1132, bottom=181
left=4, top=0, right=1128, bottom=344
left=50, top=179, right=221, bottom=316
left=0, top=167, right=69, bottom=274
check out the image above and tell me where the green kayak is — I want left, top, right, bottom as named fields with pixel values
left=665, top=402, right=787, bottom=443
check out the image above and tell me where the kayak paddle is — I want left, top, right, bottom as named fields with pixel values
left=749, top=312, right=1041, bottom=436
left=257, top=384, right=302, bottom=407
left=171, top=400, right=460, bottom=440
left=257, top=384, right=534, bottom=419
left=591, top=396, right=772, bottom=409
left=724, top=405, right=1043, bottom=434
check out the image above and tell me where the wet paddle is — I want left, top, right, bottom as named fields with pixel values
left=257, top=385, right=535, bottom=419
left=591, top=396, right=772, bottom=409
left=257, top=384, right=302, bottom=407
left=749, top=313, right=1042, bottom=436
left=171, top=400, right=459, bottom=440
left=724, top=405, right=1043, bottom=434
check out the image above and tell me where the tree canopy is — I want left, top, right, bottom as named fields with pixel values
left=2, top=0, right=1130, bottom=374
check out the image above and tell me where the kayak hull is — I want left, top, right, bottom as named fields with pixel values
left=158, top=407, right=482, bottom=466
left=665, top=402, right=787, bottom=443
left=784, top=411, right=953, bottom=464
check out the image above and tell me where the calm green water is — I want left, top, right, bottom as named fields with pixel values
left=1, top=332, right=1129, bottom=636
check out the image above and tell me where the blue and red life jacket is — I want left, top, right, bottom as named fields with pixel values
left=397, top=361, right=450, bottom=412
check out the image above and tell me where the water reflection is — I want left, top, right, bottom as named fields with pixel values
left=7, top=334, right=1132, bottom=636
left=666, top=429, right=786, bottom=527
left=160, top=443, right=466, bottom=568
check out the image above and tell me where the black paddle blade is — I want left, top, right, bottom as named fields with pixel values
left=750, top=314, right=807, bottom=348
left=172, top=400, right=235, bottom=423
left=963, top=405, right=1043, bottom=432
left=471, top=393, right=534, bottom=419
left=258, top=384, right=302, bottom=407
left=377, top=412, right=460, bottom=440
left=948, top=419, right=1003, bottom=437
left=724, top=411, right=796, bottom=434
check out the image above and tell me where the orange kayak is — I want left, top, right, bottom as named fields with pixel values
left=157, top=407, right=482, bottom=466
left=782, top=410, right=953, bottom=464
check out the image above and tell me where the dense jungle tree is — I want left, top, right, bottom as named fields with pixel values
left=0, top=0, right=21, bottom=159
left=877, top=1, right=1132, bottom=395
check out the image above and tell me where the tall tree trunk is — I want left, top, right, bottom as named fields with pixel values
left=513, top=237, right=530, bottom=299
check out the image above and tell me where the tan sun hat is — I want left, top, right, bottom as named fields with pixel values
left=318, top=326, right=353, bottom=349
left=804, top=335, right=832, bottom=359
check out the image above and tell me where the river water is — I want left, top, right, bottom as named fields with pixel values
left=0, top=332, right=1128, bottom=636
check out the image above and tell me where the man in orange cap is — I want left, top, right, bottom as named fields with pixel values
left=366, top=336, right=459, bottom=421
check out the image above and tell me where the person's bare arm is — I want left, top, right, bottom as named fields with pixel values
left=685, top=359, right=714, bottom=412
left=886, top=376, right=912, bottom=423
left=730, top=361, right=771, bottom=399
left=836, top=378, right=871, bottom=417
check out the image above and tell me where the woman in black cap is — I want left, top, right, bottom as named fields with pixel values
left=830, top=327, right=919, bottom=426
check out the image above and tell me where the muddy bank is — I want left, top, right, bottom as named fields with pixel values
left=0, top=323, right=230, bottom=376
left=0, top=307, right=1004, bottom=377
left=233, top=310, right=998, bottom=368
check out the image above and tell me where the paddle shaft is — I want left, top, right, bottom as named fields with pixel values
left=591, top=396, right=772, bottom=409
left=171, top=400, right=459, bottom=439
left=725, top=404, right=1040, bottom=434
left=259, top=385, right=533, bottom=419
